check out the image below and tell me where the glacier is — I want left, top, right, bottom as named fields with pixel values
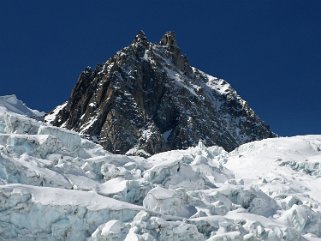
left=1, top=104, right=321, bottom=240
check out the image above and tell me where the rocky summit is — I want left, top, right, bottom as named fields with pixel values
left=45, top=31, right=275, bottom=156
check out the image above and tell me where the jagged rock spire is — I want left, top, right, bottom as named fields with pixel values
left=133, top=30, right=148, bottom=47
left=159, top=31, right=189, bottom=73
left=160, top=31, right=178, bottom=49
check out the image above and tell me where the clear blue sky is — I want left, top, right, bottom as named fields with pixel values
left=1, top=0, right=321, bottom=136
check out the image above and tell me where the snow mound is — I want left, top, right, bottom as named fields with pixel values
left=144, top=143, right=232, bottom=190
left=90, top=220, right=128, bottom=241
left=1, top=108, right=321, bottom=240
left=0, top=94, right=45, bottom=118
left=143, top=186, right=197, bottom=217
left=118, top=210, right=205, bottom=241
left=225, top=136, right=321, bottom=209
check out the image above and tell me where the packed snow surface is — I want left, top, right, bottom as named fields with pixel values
left=0, top=95, right=44, bottom=118
left=1, top=107, right=321, bottom=240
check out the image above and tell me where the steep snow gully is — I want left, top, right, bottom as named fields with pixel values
left=1, top=102, right=321, bottom=240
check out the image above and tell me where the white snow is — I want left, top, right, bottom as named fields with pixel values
left=44, top=101, right=67, bottom=123
left=1, top=105, right=321, bottom=240
left=79, top=115, right=98, bottom=134
left=192, top=67, right=233, bottom=97
left=165, top=67, right=199, bottom=97
left=0, top=94, right=45, bottom=118
left=143, top=186, right=197, bottom=217
left=88, top=102, right=96, bottom=107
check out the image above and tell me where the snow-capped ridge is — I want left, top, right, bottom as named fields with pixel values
left=0, top=94, right=45, bottom=118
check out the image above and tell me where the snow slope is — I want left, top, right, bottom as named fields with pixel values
left=0, top=94, right=45, bottom=118
left=1, top=106, right=321, bottom=240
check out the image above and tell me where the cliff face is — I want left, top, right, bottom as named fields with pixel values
left=46, top=31, right=275, bottom=156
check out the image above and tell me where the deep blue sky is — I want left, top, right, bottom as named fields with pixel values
left=1, top=0, right=321, bottom=136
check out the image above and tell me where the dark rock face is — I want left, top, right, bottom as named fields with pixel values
left=46, top=31, right=275, bottom=156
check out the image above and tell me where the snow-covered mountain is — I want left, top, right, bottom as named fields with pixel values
left=1, top=99, right=321, bottom=240
left=45, top=31, right=274, bottom=156
left=0, top=94, right=44, bottom=118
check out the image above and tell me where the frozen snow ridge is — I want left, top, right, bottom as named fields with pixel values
left=0, top=94, right=45, bottom=118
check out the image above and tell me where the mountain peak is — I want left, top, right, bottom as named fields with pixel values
left=132, top=30, right=148, bottom=47
left=46, top=31, right=275, bottom=155
left=160, top=31, right=178, bottom=49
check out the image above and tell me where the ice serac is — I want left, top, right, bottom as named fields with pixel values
left=46, top=31, right=275, bottom=155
